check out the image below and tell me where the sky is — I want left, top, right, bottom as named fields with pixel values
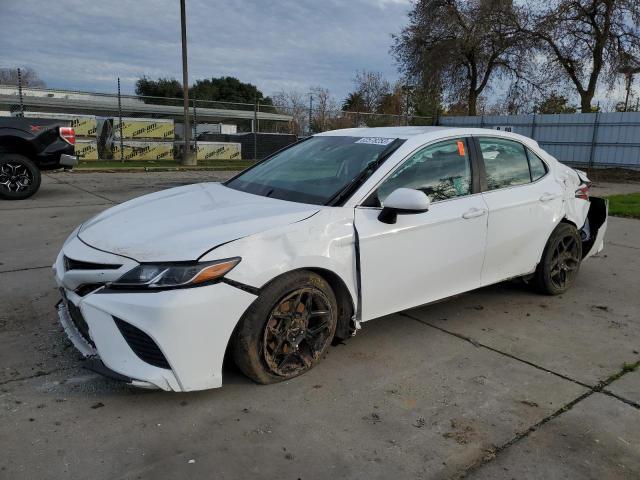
left=0, top=0, right=412, bottom=101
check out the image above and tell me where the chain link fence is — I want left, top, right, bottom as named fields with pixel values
left=0, top=78, right=434, bottom=167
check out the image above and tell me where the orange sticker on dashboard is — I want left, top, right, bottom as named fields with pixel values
left=457, top=140, right=465, bottom=156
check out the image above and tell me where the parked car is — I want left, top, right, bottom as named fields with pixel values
left=0, top=117, right=77, bottom=199
left=53, top=127, right=608, bottom=391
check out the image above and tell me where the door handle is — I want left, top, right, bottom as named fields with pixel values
left=462, top=208, right=487, bottom=219
left=539, top=193, right=558, bottom=202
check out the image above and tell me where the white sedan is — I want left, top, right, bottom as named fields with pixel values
left=53, top=127, right=608, bottom=391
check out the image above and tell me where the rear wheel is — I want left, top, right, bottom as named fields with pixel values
left=533, top=223, right=582, bottom=295
left=233, top=271, right=338, bottom=384
left=0, top=154, right=41, bottom=200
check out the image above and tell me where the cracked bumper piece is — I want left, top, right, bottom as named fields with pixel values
left=57, top=282, right=257, bottom=391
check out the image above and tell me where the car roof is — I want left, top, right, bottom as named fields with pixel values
left=315, top=126, right=536, bottom=145
left=315, top=126, right=453, bottom=139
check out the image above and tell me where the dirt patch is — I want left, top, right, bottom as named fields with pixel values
left=442, top=418, right=478, bottom=445
left=584, top=168, right=640, bottom=184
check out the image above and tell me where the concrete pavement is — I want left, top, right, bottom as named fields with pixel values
left=0, top=171, right=638, bottom=479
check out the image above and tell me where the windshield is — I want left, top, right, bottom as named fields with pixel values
left=225, top=136, right=404, bottom=205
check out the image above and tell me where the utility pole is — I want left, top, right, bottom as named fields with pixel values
left=17, top=67, right=24, bottom=116
left=180, top=0, right=195, bottom=165
left=308, top=93, right=313, bottom=136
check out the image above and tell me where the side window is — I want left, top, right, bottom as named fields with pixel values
left=479, top=138, right=531, bottom=190
left=376, top=139, right=472, bottom=204
left=527, top=149, right=548, bottom=181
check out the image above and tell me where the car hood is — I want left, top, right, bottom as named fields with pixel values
left=78, top=182, right=319, bottom=262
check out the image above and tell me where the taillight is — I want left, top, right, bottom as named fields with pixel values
left=59, top=127, right=75, bottom=145
left=575, top=184, right=589, bottom=201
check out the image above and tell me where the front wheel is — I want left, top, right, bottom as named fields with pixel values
left=0, top=154, right=41, bottom=200
left=533, top=222, right=582, bottom=295
left=232, top=271, right=338, bottom=384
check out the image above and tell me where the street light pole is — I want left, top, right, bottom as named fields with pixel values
left=180, top=0, right=195, bottom=165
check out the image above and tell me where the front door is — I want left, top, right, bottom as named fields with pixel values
left=355, top=137, right=488, bottom=321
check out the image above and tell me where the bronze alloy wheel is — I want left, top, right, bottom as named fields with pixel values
left=262, top=287, right=335, bottom=377
left=549, top=233, right=581, bottom=290
left=533, top=222, right=583, bottom=295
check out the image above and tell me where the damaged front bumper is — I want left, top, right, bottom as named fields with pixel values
left=54, top=235, right=258, bottom=392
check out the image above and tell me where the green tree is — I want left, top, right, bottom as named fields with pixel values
left=135, top=76, right=183, bottom=99
left=190, top=76, right=272, bottom=105
left=135, top=75, right=272, bottom=107
left=342, top=92, right=365, bottom=112
left=536, top=92, right=577, bottom=114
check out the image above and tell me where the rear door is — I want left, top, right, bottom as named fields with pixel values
left=475, top=136, right=564, bottom=286
left=355, top=137, right=489, bottom=321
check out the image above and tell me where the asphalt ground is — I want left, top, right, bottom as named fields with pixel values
left=1, top=170, right=639, bottom=479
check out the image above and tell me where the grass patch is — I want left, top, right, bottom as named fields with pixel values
left=607, top=192, right=640, bottom=219
left=76, top=159, right=253, bottom=170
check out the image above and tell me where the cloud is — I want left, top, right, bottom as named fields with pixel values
left=0, top=0, right=411, bottom=101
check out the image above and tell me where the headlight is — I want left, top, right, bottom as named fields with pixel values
left=109, top=258, right=240, bottom=290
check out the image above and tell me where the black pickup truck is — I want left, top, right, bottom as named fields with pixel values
left=0, top=117, right=77, bottom=200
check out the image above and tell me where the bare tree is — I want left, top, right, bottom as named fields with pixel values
left=310, top=86, right=337, bottom=132
left=522, top=0, right=640, bottom=112
left=351, top=70, right=391, bottom=113
left=392, top=0, right=526, bottom=116
left=0, top=67, right=46, bottom=87
left=272, top=90, right=308, bottom=136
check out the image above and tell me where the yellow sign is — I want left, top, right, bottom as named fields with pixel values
left=22, top=113, right=97, bottom=137
left=69, top=116, right=98, bottom=137
left=196, top=142, right=241, bottom=160
left=113, top=118, right=175, bottom=140
left=75, top=140, right=99, bottom=160
left=112, top=141, right=175, bottom=161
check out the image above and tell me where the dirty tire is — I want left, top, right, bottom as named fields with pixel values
left=533, top=222, right=582, bottom=295
left=232, top=270, right=338, bottom=384
left=0, top=154, right=41, bottom=200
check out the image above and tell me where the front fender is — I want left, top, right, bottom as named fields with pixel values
left=205, top=208, right=358, bottom=308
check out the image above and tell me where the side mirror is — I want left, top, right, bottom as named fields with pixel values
left=378, top=188, right=431, bottom=224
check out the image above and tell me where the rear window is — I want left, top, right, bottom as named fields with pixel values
left=527, top=149, right=548, bottom=181
left=478, top=138, right=532, bottom=190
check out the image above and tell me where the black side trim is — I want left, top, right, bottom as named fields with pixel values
left=83, top=357, right=133, bottom=383
left=353, top=224, right=363, bottom=322
left=113, top=317, right=171, bottom=369
left=471, top=137, right=488, bottom=192
left=222, top=278, right=261, bottom=296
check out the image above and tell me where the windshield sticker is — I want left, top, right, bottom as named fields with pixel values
left=355, top=137, right=395, bottom=146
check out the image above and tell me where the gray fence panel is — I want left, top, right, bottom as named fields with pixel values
left=438, top=112, right=640, bottom=168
